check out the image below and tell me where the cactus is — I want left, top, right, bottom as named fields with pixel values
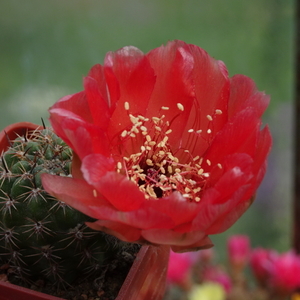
left=0, top=127, right=118, bottom=285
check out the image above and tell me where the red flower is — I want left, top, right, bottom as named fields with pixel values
left=269, top=251, right=300, bottom=295
left=41, top=40, right=272, bottom=252
left=167, top=251, right=195, bottom=289
left=227, top=235, right=251, bottom=271
left=250, top=248, right=277, bottom=287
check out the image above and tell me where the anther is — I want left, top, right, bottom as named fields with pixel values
left=161, top=106, right=170, bottom=110
left=146, top=159, right=153, bottom=166
left=207, top=129, right=212, bottom=134
left=215, top=109, right=223, bottom=115
left=121, top=130, right=127, bottom=138
left=198, top=168, right=204, bottom=175
left=177, top=103, right=184, bottom=111
left=165, top=129, right=172, bottom=135
left=188, top=129, right=194, bottom=133
left=217, top=163, right=223, bottom=169
left=117, top=162, right=122, bottom=170
left=93, top=189, right=97, bottom=197
left=206, top=115, right=213, bottom=121
left=206, top=159, right=211, bottom=166
left=124, top=102, right=130, bottom=110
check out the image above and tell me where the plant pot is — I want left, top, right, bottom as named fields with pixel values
left=0, top=122, right=170, bottom=300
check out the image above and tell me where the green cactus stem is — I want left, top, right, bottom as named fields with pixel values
left=0, top=127, right=119, bottom=285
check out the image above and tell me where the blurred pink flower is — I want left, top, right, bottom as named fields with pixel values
left=269, top=251, right=300, bottom=296
left=250, top=248, right=277, bottom=287
left=203, top=265, right=232, bottom=293
left=227, top=235, right=250, bottom=271
left=167, top=250, right=195, bottom=290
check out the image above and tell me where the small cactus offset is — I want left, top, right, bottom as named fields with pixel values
left=0, top=126, right=118, bottom=285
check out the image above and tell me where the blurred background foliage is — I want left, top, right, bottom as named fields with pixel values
left=0, top=0, right=294, bottom=259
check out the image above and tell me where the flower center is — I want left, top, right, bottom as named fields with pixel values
left=116, top=102, right=222, bottom=202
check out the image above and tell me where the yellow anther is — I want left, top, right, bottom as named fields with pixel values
left=177, top=103, right=184, bottom=111
left=121, top=130, right=127, bottom=137
left=206, top=115, right=213, bottom=121
left=146, top=159, right=153, bottom=166
left=198, top=168, right=204, bottom=175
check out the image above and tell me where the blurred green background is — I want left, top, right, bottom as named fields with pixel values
left=0, top=0, right=294, bottom=258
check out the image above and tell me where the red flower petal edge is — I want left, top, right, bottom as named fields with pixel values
left=42, top=40, right=272, bottom=252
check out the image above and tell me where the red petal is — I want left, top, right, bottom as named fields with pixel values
left=83, top=75, right=110, bottom=129
left=41, top=174, right=111, bottom=219
left=171, top=236, right=214, bottom=253
left=192, top=184, right=250, bottom=234
left=87, top=64, right=111, bottom=105
left=87, top=220, right=142, bottom=242
left=50, top=92, right=93, bottom=124
left=104, top=47, right=156, bottom=145
left=203, top=107, right=261, bottom=162
left=49, top=109, right=110, bottom=159
left=146, top=41, right=195, bottom=148
left=148, top=192, right=200, bottom=226
left=210, top=153, right=253, bottom=202
left=141, top=228, right=206, bottom=247
left=179, top=45, right=230, bottom=157
left=228, top=74, right=270, bottom=119
left=88, top=204, right=174, bottom=230
left=81, top=154, right=115, bottom=181
left=205, top=196, right=254, bottom=235
left=86, top=170, right=146, bottom=211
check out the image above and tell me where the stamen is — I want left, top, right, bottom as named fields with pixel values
left=93, top=189, right=97, bottom=197
left=207, top=129, right=212, bottom=134
left=206, top=115, right=213, bottom=121
left=215, top=109, right=223, bottom=115
left=118, top=110, right=210, bottom=202
left=177, top=103, right=184, bottom=111
left=121, top=130, right=127, bottom=138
